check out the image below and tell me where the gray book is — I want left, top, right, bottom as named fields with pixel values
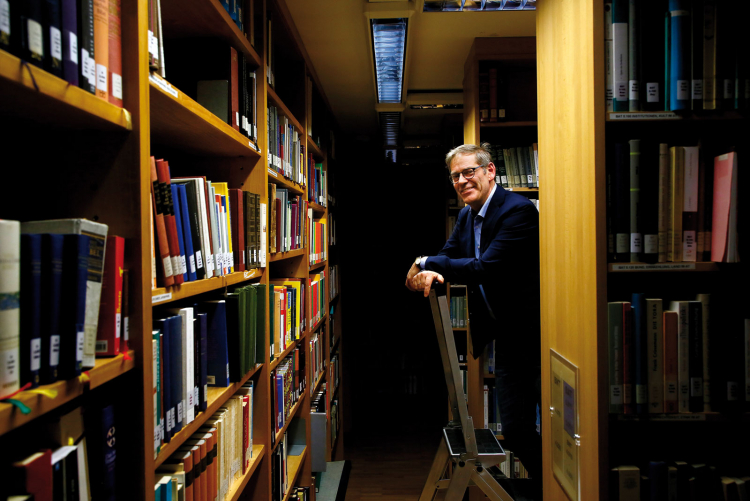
left=628, top=0, right=640, bottom=110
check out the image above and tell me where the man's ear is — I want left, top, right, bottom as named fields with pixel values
left=486, top=162, right=497, bottom=177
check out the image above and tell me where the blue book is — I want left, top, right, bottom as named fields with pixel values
left=153, top=329, right=162, bottom=454
left=276, top=370, right=284, bottom=432
left=176, top=184, right=197, bottom=282
left=101, top=404, right=116, bottom=501
left=168, top=315, right=184, bottom=434
left=171, top=184, right=188, bottom=283
left=40, top=234, right=64, bottom=384
left=649, top=461, right=668, bottom=500
left=20, top=234, right=42, bottom=388
left=224, top=293, right=242, bottom=382
left=631, top=293, right=648, bottom=414
left=195, top=312, right=208, bottom=412
left=201, top=300, right=230, bottom=387
left=612, top=0, right=629, bottom=111
left=59, top=234, right=89, bottom=379
left=669, top=0, right=690, bottom=110
left=154, top=318, right=173, bottom=442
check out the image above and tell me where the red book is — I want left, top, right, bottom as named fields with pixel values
left=161, top=450, right=193, bottom=501
left=12, top=450, right=53, bottom=501
left=197, top=428, right=217, bottom=501
left=156, top=159, right=184, bottom=284
left=711, top=152, right=738, bottom=262
left=96, top=235, right=124, bottom=356
left=229, top=189, right=245, bottom=272
left=231, top=47, right=240, bottom=131
left=93, top=0, right=109, bottom=100
left=663, top=310, right=679, bottom=413
left=107, top=0, right=122, bottom=106
left=622, top=302, right=634, bottom=414
left=150, top=157, right=175, bottom=287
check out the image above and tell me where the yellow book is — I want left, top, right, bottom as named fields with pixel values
left=669, top=147, right=684, bottom=262
left=213, top=182, right=234, bottom=273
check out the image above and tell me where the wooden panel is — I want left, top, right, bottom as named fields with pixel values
left=307, top=137, right=325, bottom=160
left=0, top=50, right=132, bottom=130
left=536, top=1, right=607, bottom=500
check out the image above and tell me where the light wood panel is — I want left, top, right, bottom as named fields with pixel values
left=536, top=1, right=607, bottom=500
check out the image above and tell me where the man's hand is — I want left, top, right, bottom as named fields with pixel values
left=405, top=271, right=444, bottom=297
left=406, top=261, right=421, bottom=282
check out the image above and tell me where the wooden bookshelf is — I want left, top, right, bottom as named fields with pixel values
left=309, top=202, right=326, bottom=215
left=0, top=49, right=132, bottom=131
left=607, top=262, right=721, bottom=273
left=309, top=260, right=327, bottom=272
left=0, top=352, right=135, bottom=436
left=307, top=138, right=324, bottom=160
left=149, top=75, right=261, bottom=157
left=605, top=111, right=747, bottom=122
left=268, top=86, right=305, bottom=134
left=267, top=168, right=306, bottom=194
left=224, top=268, right=265, bottom=286
left=282, top=448, right=309, bottom=501
left=227, top=445, right=266, bottom=501
left=270, top=248, right=306, bottom=262
left=151, top=276, right=226, bottom=305
left=273, top=392, right=307, bottom=449
left=154, top=363, right=263, bottom=468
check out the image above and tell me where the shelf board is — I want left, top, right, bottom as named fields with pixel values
left=159, top=0, right=262, bottom=67
left=453, top=327, right=468, bottom=332
left=227, top=445, right=266, bottom=501
left=282, top=447, right=308, bottom=501
left=480, top=121, right=537, bottom=127
left=309, top=202, right=326, bottom=215
left=0, top=49, right=132, bottom=131
left=608, top=262, right=720, bottom=273
left=270, top=336, right=303, bottom=371
left=308, top=314, right=328, bottom=336
left=266, top=168, right=306, bottom=194
left=484, top=374, right=496, bottom=379
left=152, top=277, right=225, bottom=305
left=273, top=392, right=307, bottom=451
left=270, top=248, right=306, bottom=263
left=312, top=372, right=325, bottom=397
left=613, top=412, right=750, bottom=422
left=309, top=260, right=327, bottom=272
left=504, top=187, right=539, bottom=193
left=307, top=137, right=324, bottom=160
left=0, top=352, right=135, bottom=436
left=224, top=268, right=264, bottom=287
left=267, top=86, right=304, bottom=134
left=154, top=363, right=262, bottom=467
left=606, top=111, right=747, bottom=122
left=150, top=74, right=260, bottom=157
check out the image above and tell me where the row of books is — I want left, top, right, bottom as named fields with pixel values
left=150, top=157, right=265, bottom=288
left=219, top=0, right=253, bottom=39
left=156, top=385, right=254, bottom=501
left=0, top=219, right=127, bottom=398
left=330, top=397, right=340, bottom=448
left=329, top=355, right=340, bottom=401
left=267, top=106, right=304, bottom=185
left=450, top=294, right=468, bottom=328
left=487, top=143, right=540, bottom=189
left=328, top=212, right=336, bottom=246
left=478, top=61, right=509, bottom=122
left=605, top=0, right=750, bottom=113
left=287, top=487, right=311, bottom=501
left=1, top=0, right=124, bottom=106
left=498, top=451, right=530, bottom=480
left=310, top=272, right=326, bottom=326
left=608, top=293, right=750, bottom=415
left=329, top=264, right=340, bottom=300
left=611, top=462, right=749, bottom=501
left=268, top=183, right=307, bottom=255
left=5, top=405, right=116, bottom=501
left=271, top=355, right=301, bottom=437
left=309, top=329, right=324, bottom=393
left=483, top=382, right=502, bottom=434
left=309, top=220, right=327, bottom=266
left=152, top=286, right=265, bottom=453
left=270, top=431, right=306, bottom=501
left=607, top=144, right=739, bottom=264
left=269, top=280, right=305, bottom=358
left=307, top=160, right=327, bottom=207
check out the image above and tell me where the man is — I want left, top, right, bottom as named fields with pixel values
left=406, top=143, right=541, bottom=478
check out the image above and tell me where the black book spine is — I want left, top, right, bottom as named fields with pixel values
left=43, top=0, right=62, bottom=76
left=0, top=0, right=13, bottom=53
left=21, top=0, right=45, bottom=67
left=688, top=301, right=703, bottom=412
left=614, top=142, right=631, bottom=262
left=640, top=142, right=659, bottom=263
left=77, top=0, right=94, bottom=93
left=642, top=0, right=667, bottom=110
left=690, top=0, right=703, bottom=110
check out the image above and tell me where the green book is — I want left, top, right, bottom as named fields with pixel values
left=238, top=287, right=247, bottom=375
left=152, top=329, right=162, bottom=457
left=257, top=284, right=267, bottom=364
left=247, top=285, right=257, bottom=369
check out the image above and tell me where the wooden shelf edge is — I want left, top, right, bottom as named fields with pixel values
left=227, top=445, right=266, bottom=501
left=307, top=138, right=324, bottom=160
left=309, top=260, right=326, bottom=272
left=606, top=111, right=746, bottom=122
left=607, top=262, right=721, bottom=273
left=309, top=202, right=327, bottom=215
left=281, top=447, right=309, bottom=501
left=154, top=364, right=261, bottom=467
left=152, top=276, right=225, bottom=305
left=612, top=412, right=750, bottom=422
left=270, top=337, right=302, bottom=371
left=480, top=120, right=537, bottom=127
left=224, top=268, right=264, bottom=287
left=0, top=49, right=132, bottom=131
left=308, top=314, right=328, bottom=336
left=312, top=372, right=325, bottom=397
left=0, top=352, right=135, bottom=436
left=267, top=86, right=305, bottom=134
left=273, top=392, right=307, bottom=452
left=266, top=167, right=306, bottom=194
left=270, top=248, right=306, bottom=263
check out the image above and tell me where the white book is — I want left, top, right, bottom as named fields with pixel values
left=669, top=301, right=690, bottom=413
left=167, top=307, right=194, bottom=425
left=21, top=219, right=108, bottom=368
left=682, top=146, right=700, bottom=261
left=75, top=438, right=91, bottom=501
left=646, top=299, right=664, bottom=413
left=696, top=294, right=712, bottom=411
left=260, top=203, right=267, bottom=267
left=0, top=220, right=20, bottom=399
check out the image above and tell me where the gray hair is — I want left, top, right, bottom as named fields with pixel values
left=445, top=143, right=492, bottom=170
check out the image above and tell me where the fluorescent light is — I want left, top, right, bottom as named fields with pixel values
left=422, top=0, right=535, bottom=11
left=379, top=112, right=401, bottom=147
left=371, top=19, right=407, bottom=104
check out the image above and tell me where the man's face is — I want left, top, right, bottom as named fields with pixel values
left=450, top=154, right=496, bottom=211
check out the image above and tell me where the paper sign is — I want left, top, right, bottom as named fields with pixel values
left=551, top=349, right=579, bottom=501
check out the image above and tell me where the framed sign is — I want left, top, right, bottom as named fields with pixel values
left=550, top=349, right=580, bottom=501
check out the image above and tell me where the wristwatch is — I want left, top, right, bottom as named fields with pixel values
left=415, top=256, right=423, bottom=269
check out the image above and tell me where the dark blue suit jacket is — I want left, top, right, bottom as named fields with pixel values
left=425, top=186, right=541, bottom=365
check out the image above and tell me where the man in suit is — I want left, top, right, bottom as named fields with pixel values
left=406, top=143, right=541, bottom=478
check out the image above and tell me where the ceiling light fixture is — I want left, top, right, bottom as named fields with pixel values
left=423, top=0, right=535, bottom=11
left=379, top=112, right=401, bottom=147
left=371, top=18, right=407, bottom=103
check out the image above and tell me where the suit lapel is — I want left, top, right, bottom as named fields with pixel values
left=479, top=187, right=506, bottom=252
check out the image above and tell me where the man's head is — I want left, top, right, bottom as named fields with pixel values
left=445, top=144, right=497, bottom=212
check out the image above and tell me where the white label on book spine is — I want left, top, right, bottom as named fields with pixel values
left=647, top=82, right=659, bottom=103
left=76, top=327, right=84, bottom=362
left=96, top=64, right=107, bottom=91
left=69, top=32, right=78, bottom=64
left=0, top=1, right=9, bottom=35
left=50, top=26, right=62, bottom=60
left=112, top=73, right=122, bottom=100
left=27, top=19, right=43, bottom=57
left=724, top=80, right=733, bottom=99
left=677, top=81, right=689, bottom=100
left=188, top=255, right=196, bottom=274
left=727, top=381, right=738, bottom=401
left=203, top=384, right=207, bottom=401
left=692, top=80, right=703, bottom=100
left=683, top=231, right=696, bottom=261
left=630, top=233, right=642, bottom=253
left=115, top=312, right=121, bottom=339
left=161, top=256, right=173, bottom=278
left=195, top=250, right=203, bottom=269
left=629, top=80, right=639, bottom=101
left=123, top=317, right=129, bottom=342
left=0, top=346, right=18, bottom=389
left=501, top=176, right=507, bottom=185
left=30, top=338, right=41, bottom=372
left=644, top=234, right=658, bottom=255
left=636, top=385, right=647, bottom=404
left=236, top=112, right=240, bottom=128
left=610, top=384, right=623, bottom=405
left=179, top=255, right=186, bottom=275
left=177, top=401, right=183, bottom=423
left=148, top=30, right=157, bottom=57
left=50, top=335, right=60, bottom=366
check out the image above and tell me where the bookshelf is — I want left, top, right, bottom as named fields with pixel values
left=0, top=0, right=343, bottom=499
left=537, top=1, right=749, bottom=499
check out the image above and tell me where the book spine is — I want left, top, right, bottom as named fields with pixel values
left=92, top=0, right=106, bottom=98
left=682, top=146, right=699, bottom=262
left=149, top=158, right=174, bottom=287
left=60, top=234, right=88, bottom=379
left=0, top=0, right=11, bottom=52
left=488, top=64, right=498, bottom=122
left=171, top=184, right=188, bottom=283
left=95, top=235, right=123, bottom=357
left=657, top=143, right=670, bottom=262
left=690, top=0, right=702, bottom=109
left=688, top=301, right=703, bottom=412
left=632, top=293, right=648, bottom=414
left=40, top=234, right=63, bottom=384
left=628, top=0, right=640, bottom=110
left=178, top=185, right=197, bottom=282
left=44, top=0, right=63, bottom=77
left=107, top=0, right=122, bottom=106
left=612, top=0, right=629, bottom=111
left=663, top=310, right=678, bottom=412
left=78, top=0, right=95, bottom=93
left=647, top=299, right=664, bottom=413
left=20, top=234, right=42, bottom=388
left=622, top=302, right=634, bottom=414
left=669, top=0, right=690, bottom=110
left=675, top=302, right=690, bottom=412
left=642, top=0, right=666, bottom=110
left=22, top=0, right=45, bottom=67
left=702, top=1, right=717, bottom=110
left=609, top=303, right=624, bottom=413
left=60, top=0, right=79, bottom=85
left=696, top=294, right=711, bottom=411
left=629, top=140, right=641, bottom=261
left=157, top=160, right=184, bottom=284
left=614, top=142, right=631, bottom=261
left=669, top=146, right=684, bottom=262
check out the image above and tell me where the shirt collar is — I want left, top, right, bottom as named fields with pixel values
left=475, top=183, right=496, bottom=220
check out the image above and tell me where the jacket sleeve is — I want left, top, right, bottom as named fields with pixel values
left=424, top=203, right=538, bottom=284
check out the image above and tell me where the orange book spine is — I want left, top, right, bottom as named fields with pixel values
left=156, top=159, right=184, bottom=284
left=150, top=157, right=175, bottom=287
left=93, top=0, right=109, bottom=100
left=663, top=310, right=679, bottom=413
left=107, top=0, right=122, bottom=106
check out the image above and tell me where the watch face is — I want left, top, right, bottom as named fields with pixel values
left=415, top=257, right=421, bottom=265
